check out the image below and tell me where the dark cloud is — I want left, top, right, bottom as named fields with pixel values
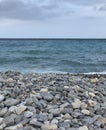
left=0, top=0, right=43, bottom=20
left=0, top=0, right=105, bottom=20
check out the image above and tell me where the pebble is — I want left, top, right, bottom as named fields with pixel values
left=3, top=115, right=15, bottom=126
left=5, top=123, right=23, bottom=130
left=15, top=105, right=27, bottom=115
left=4, top=98, right=20, bottom=107
left=72, top=98, right=81, bottom=109
left=0, top=107, right=8, bottom=117
left=59, top=122, right=70, bottom=128
left=51, top=119, right=58, bottom=124
left=0, top=118, right=3, bottom=124
left=37, top=114, right=48, bottom=122
left=41, top=124, right=58, bottom=130
left=90, top=78, right=99, bottom=83
left=0, top=72, right=105, bottom=129
left=0, top=95, right=5, bottom=102
left=40, top=88, right=48, bottom=92
left=88, top=92, right=95, bottom=98
left=81, top=109, right=90, bottom=115
left=63, top=113, right=71, bottom=119
left=40, top=92, right=53, bottom=102
left=80, top=102, right=88, bottom=109
left=49, top=108, right=63, bottom=116
left=30, top=119, right=42, bottom=128
left=0, top=123, right=6, bottom=130
left=97, top=117, right=106, bottom=125
left=88, top=100, right=97, bottom=107
left=78, top=126, right=88, bottom=130
left=24, top=111, right=33, bottom=118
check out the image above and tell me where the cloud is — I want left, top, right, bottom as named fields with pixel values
left=0, top=0, right=106, bottom=20
left=98, top=5, right=106, bottom=11
left=0, top=0, right=73, bottom=20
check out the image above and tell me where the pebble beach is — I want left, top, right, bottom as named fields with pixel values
left=0, top=71, right=106, bottom=130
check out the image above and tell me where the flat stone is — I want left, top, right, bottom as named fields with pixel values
left=15, top=105, right=27, bottom=115
left=0, top=95, right=5, bottom=102
left=64, top=86, right=69, bottom=90
left=40, top=88, right=48, bottom=92
left=4, top=98, right=20, bottom=107
left=78, top=126, right=88, bottom=130
left=60, top=102, right=69, bottom=108
left=24, top=111, right=33, bottom=118
left=81, top=109, right=90, bottom=115
left=30, top=119, right=42, bottom=128
left=37, top=114, right=48, bottom=122
left=72, top=98, right=81, bottom=109
left=49, top=108, right=63, bottom=116
left=40, top=92, right=53, bottom=102
left=41, top=124, right=57, bottom=130
left=5, top=123, right=23, bottom=130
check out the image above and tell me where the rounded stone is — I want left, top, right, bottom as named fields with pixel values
left=78, top=126, right=88, bottom=130
left=63, top=113, right=71, bottom=119
left=81, top=109, right=90, bottom=115
left=72, top=98, right=81, bottom=109
left=41, top=124, right=58, bottom=130
left=51, top=119, right=58, bottom=124
left=88, top=100, right=97, bottom=107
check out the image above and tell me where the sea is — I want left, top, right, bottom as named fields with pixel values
left=0, top=39, right=106, bottom=74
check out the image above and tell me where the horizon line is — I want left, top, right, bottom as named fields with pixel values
left=0, top=38, right=106, bottom=40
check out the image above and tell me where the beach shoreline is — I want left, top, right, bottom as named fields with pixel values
left=0, top=71, right=106, bottom=130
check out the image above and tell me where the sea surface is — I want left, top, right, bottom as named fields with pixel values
left=0, top=39, right=106, bottom=74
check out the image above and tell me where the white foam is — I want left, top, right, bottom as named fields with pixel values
left=84, top=71, right=106, bottom=75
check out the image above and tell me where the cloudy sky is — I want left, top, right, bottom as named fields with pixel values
left=0, top=0, right=106, bottom=38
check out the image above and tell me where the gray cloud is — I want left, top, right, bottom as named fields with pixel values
left=0, top=0, right=106, bottom=20
left=0, top=0, right=71, bottom=20
left=0, top=0, right=43, bottom=20
left=54, top=0, right=106, bottom=5
left=98, top=5, right=106, bottom=11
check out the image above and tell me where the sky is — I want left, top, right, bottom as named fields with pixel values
left=0, top=0, right=106, bottom=38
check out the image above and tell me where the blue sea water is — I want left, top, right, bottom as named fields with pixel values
left=0, top=39, right=106, bottom=73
